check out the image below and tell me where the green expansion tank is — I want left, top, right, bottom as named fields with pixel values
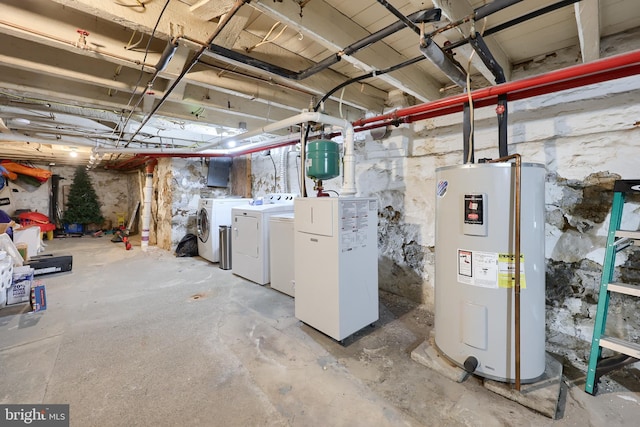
left=306, top=140, right=340, bottom=180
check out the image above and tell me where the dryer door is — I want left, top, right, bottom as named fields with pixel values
left=197, top=207, right=210, bottom=243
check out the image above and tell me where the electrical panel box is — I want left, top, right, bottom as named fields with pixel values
left=294, top=197, right=379, bottom=341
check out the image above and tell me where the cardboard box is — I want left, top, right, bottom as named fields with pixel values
left=0, top=222, right=12, bottom=235
left=7, top=266, right=34, bottom=305
left=31, top=282, right=47, bottom=312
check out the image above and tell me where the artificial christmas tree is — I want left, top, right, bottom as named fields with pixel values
left=62, top=166, right=104, bottom=232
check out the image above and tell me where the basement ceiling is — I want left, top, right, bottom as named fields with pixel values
left=0, top=0, right=639, bottom=168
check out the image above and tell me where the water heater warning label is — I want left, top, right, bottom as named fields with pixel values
left=498, top=254, right=526, bottom=289
left=457, top=249, right=498, bottom=288
left=457, top=250, right=527, bottom=289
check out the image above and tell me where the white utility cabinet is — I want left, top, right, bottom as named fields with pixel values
left=294, top=197, right=379, bottom=341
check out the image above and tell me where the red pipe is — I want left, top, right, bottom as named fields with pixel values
left=353, top=50, right=640, bottom=128
left=108, top=50, right=640, bottom=170
left=145, top=158, right=157, bottom=173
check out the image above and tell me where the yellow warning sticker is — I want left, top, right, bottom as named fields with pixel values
left=498, top=253, right=526, bottom=289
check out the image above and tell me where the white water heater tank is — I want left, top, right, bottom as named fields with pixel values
left=434, top=163, right=546, bottom=382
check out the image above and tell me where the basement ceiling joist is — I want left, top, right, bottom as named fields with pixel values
left=0, top=0, right=638, bottom=168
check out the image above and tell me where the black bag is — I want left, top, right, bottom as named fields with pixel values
left=175, top=233, right=198, bottom=257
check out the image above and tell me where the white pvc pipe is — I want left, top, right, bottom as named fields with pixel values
left=341, top=124, right=356, bottom=196
left=279, top=148, right=287, bottom=192
left=141, top=162, right=155, bottom=251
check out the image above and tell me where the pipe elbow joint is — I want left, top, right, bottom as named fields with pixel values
left=463, top=356, right=479, bottom=373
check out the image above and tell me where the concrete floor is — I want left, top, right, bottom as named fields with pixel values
left=1, top=236, right=639, bottom=426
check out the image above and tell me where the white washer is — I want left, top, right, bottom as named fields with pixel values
left=269, top=213, right=295, bottom=297
left=197, top=198, right=250, bottom=262
left=231, top=194, right=295, bottom=285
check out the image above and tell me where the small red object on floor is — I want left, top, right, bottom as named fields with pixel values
left=122, top=235, right=132, bottom=250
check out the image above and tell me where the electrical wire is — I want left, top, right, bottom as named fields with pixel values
left=268, top=152, right=277, bottom=192
left=114, top=0, right=171, bottom=147
left=246, top=22, right=288, bottom=53
left=465, top=56, right=474, bottom=164
left=295, top=151, right=302, bottom=196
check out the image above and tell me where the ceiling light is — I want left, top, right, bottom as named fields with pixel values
left=12, top=118, right=31, bottom=125
left=228, top=140, right=236, bottom=148
left=70, top=147, right=78, bottom=158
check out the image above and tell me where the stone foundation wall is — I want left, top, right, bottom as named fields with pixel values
left=248, top=31, right=640, bottom=364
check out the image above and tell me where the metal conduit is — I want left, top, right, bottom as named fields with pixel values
left=124, top=0, right=249, bottom=146
left=488, top=154, right=522, bottom=391
left=316, top=0, right=581, bottom=113
left=475, top=0, right=524, bottom=20
left=106, top=50, right=640, bottom=170
left=352, top=50, right=640, bottom=129
left=444, top=0, right=581, bottom=52
left=206, top=9, right=440, bottom=81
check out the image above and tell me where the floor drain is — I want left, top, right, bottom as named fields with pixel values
left=190, top=293, right=205, bottom=301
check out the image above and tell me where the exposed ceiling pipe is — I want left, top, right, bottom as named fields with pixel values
left=101, top=111, right=357, bottom=195
left=123, top=0, right=250, bottom=146
left=374, top=1, right=422, bottom=35
left=352, top=50, right=640, bottom=129
left=469, top=33, right=506, bottom=84
left=444, top=0, right=580, bottom=52
left=107, top=49, right=640, bottom=172
left=205, top=9, right=441, bottom=81
left=420, top=36, right=468, bottom=87
left=0, top=19, right=156, bottom=72
left=316, top=0, right=580, bottom=111
left=154, top=39, right=179, bottom=73
left=468, top=32, right=508, bottom=159
left=100, top=111, right=348, bottom=155
left=373, top=1, right=467, bottom=87
left=375, top=0, right=522, bottom=89
left=475, top=0, right=524, bottom=20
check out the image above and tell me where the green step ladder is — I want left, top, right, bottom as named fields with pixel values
left=585, top=180, right=640, bottom=395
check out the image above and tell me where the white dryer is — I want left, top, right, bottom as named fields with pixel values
left=197, top=198, right=250, bottom=262
left=231, top=194, right=295, bottom=285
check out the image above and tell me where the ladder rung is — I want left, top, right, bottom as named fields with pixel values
left=599, top=336, right=640, bottom=359
left=615, top=230, right=640, bottom=240
left=608, top=282, right=640, bottom=297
